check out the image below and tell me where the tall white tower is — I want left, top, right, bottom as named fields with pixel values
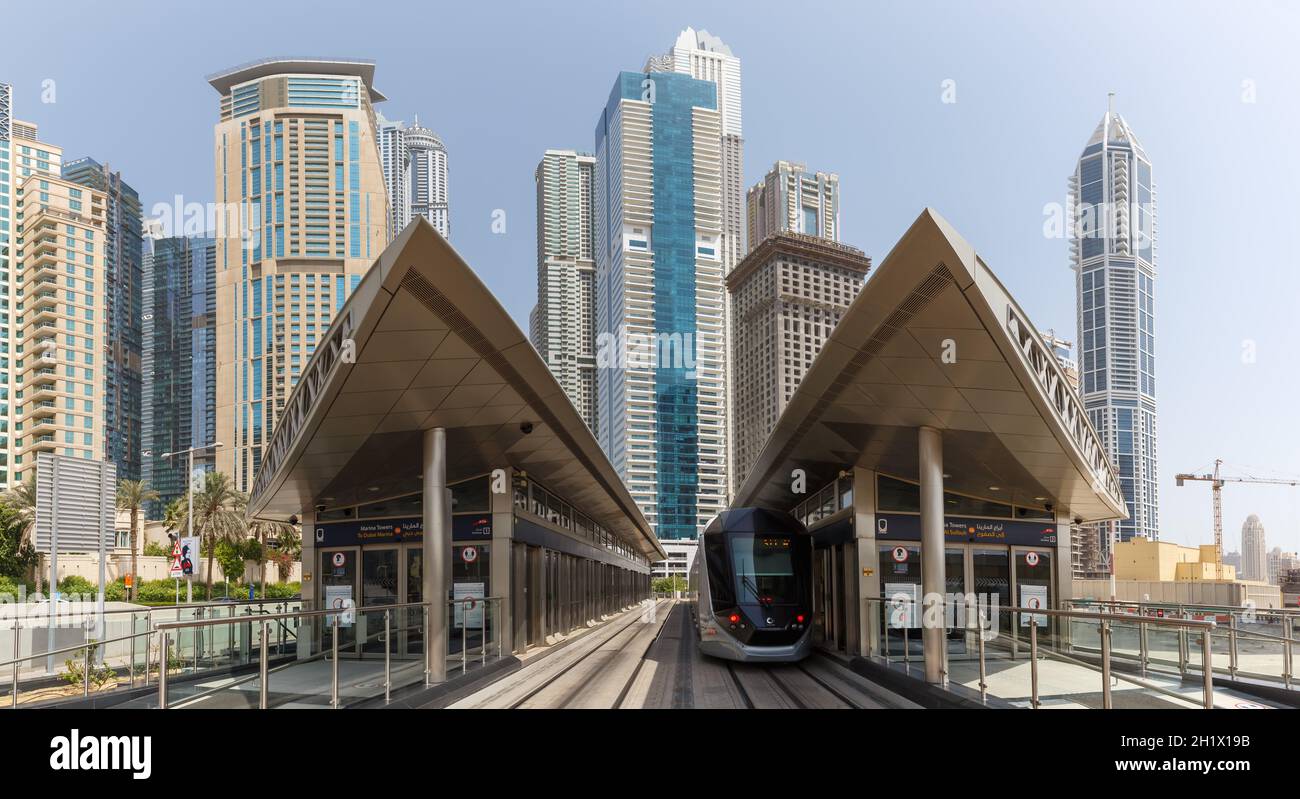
left=646, top=27, right=743, bottom=502
left=1241, top=515, right=1267, bottom=582
left=378, top=114, right=450, bottom=239
left=1071, top=96, right=1158, bottom=551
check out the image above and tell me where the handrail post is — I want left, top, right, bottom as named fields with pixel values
left=481, top=602, right=488, bottom=668
left=330, top=613, right=340, bottom=709
left=384, top=609, right=391, bottom=705
left=258, top=621, right=269, bottom=710
left=144, top=614, right=153, bottom=688
left=1139, top=620, right=1148, bottom=677
left=424, top=602, right=432, bottom=687
left=462, top=602, right=468, bottom=676
left=497, top=599, right=502, bottom=662
left=1285, top=617, right=1294, bottom=690
left=1201, top=628, right=1214, bottom=709
left=11, top=619, right=19, bottom=708
left=1178, top=624, right=1188, bottom=676
left=193, top=606, right=202, bottom=674
left=1029, top=618, right=1039, bottom=709
left=128, top=612, right=136, bottom=689
left=158, top=631, right=169, bottom=709
left=1101, top=619, right=1112, bottom=709
left=976, top=607, right=987, bottom=700
left=82, top=644, right=91, bottom=698
left=1228, top=614, right=1238, bottom=678
left=902, top=622, right=910, bottom=665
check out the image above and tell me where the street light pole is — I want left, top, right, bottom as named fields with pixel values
left=161, top=442, right=223, bottom=606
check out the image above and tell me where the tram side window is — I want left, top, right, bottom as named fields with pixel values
left=704, top=536, right=735, bottom=612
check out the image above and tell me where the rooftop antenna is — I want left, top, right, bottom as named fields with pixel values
left=1108, top=91, right=1115, bottom=115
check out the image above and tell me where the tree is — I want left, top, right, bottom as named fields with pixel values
left=248, top=519, right=298, bottom=597
left=115, top=479, right=158, bottom=601
left=161, top=497, right=189, bottom=537
left=272, top=526, right=301, bottom=583
left=652, top=575, right=688, bottom=595
left=1, top=478, right=39, bottom=587
left=188, top=472, right=248, bottom=597
left=3, top=475, right=37, bottom=549
left=0, top=501, right=37, bottom=584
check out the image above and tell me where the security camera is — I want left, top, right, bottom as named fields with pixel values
left=1043, top=503, right=1054, bottom=513
left=520, top=421, right=534, bottom=435
left=1074, top=516, right=1084, bottom=525
left=314, top=504, right=326, bottom=513
left=288, top=515, right=300, bottom=525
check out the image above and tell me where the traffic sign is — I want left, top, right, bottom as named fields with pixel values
left=891, top=546, right=908, bottom=563
left=462, top=546, right=478, bottom=564
left=1025, top=551, right=1040, bottom=567
left=169, top=541, right=183, bottom=578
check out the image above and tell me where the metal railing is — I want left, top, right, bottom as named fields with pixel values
left=1067, top=598, right=1297, bottom=688
left=154, top=596, right=505, bottom=709
left=864, top=596, right=1220, bottom=709
left=2, top=626, right=161, bottom=707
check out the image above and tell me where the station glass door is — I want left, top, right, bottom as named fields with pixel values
left=319, top=547, right=358, bottom=655
left=878, top=544, right=922, bottom=657
left=359, top=546, right=399, bottom=654
left=1011, top=547, right=1054, bottom=654
left=403, top=545, right=424, bottom=658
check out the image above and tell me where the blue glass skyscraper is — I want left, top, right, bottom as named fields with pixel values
left=1071, top=99, right=1158, bottom=547
left=594, top=71, right=728, bottom=552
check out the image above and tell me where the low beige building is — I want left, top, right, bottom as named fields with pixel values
left=1076, top=535, right=1282, bottom=608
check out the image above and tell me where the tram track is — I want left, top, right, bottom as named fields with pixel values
left=454, top=600, right=913, bottom=709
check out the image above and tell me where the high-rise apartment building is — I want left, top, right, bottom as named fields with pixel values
left=594, top=70, right=728, bottom=559
left=61, top=157, right=143, bottom=482
left=726, top=233, right=869, bottom=486
left=208, top=58, right=390, bottom=490
left=141, top=234, right=217, bottom=517
left=645, top=28, right=744, bottom=513
left=746, top=161, right=840, bottom=249
left=1071, top=98, right=1159, bottom=549
left=531, top=149, right=597, bottom=430
left=378, top=114, right=449, bottom=240
left=0, top=82, right=14, bottom=485
left=1241, top=514, right=1267, bottom=582
left=9, top=141, right=109, bottom=484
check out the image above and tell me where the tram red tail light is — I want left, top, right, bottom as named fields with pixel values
left=728, top=613, right=740, bottom=624
left=796, top=614, right=806, bottom=624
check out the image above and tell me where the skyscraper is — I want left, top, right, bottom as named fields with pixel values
left=727, top=233, right=869, bottom=486
left=7, top=129, right=111, bottom=485
left=378, top=114, right=449, bottom=239
left=645, top=27, right=743, bottom=509
left=208, top=58, right=390, bottom=490
left=141, top=234, right=217, bottom=517
left=594, top=70, right=728, bottom=566
left=1241, top=514, right=1267, bottom=582
left=62, top=157, right=143, bottom=482
left=1071, top=98, right=1158, bottom=549
left=0, top=82, right=14, bottom=485
left=746, top=161, right=840, bottom=249
left=531, top=149, right=597, bottom=430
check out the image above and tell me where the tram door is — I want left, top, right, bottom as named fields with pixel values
left=814, top=548, right=832, bottom=645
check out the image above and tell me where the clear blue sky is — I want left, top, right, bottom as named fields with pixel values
left=7, top=0, right=1300, bottom=552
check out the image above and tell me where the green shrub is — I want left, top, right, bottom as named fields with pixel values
left=142, top=541, right=171, bottom=557
left=253, top=581, right=300, bottom=599
left=240, top=538, right=263, bottom=562
left=0, top=574, right=19, bottom=599
left=103, top=580, right=125, bottom=602
left=57, top=575, right=96, bottom=597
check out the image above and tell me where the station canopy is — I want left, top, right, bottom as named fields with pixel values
left=247, top=219, right=666, bottom=562
left=734, top=209, right=1129, bottom=524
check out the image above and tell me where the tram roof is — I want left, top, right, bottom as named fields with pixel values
left=733, top=208, right=1129, bottom=524
left=247, top=218, right=667, bottom=562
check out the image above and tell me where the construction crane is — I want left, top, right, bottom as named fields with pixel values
left=1175, top=459, right=1300, bottom=561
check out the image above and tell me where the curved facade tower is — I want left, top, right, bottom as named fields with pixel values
left=378, top=115, right=449, bottom=240
left=1070, top=98, right=1158, bottom=548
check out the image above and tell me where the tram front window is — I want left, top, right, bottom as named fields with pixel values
left=730, top=536, right=803, bottom=605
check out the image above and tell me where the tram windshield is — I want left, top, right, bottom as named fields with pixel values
left=730, top=535, right=800, bottom=605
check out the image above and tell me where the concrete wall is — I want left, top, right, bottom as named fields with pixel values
left=38, top=554, right=301, bottom=586
left=1073, top=578, right=1283, bottom=609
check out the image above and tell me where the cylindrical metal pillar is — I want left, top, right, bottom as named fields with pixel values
left=423, top=427, right=450, bottom=684
left=918, top=425, right=946, bottom=684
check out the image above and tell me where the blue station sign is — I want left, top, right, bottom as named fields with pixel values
left=314, top=514, right=493, bottom=547
left=875, top=513, right=1057, bottom=546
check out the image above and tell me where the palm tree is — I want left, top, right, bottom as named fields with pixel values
left=3, top=475, right=37, bottom=548
left=188, top=472, right=248, bottom=597
left=3, top=475, right=38, bottom=587
left=248, top=518, right=298, bottom=597
left=161, top=497, right=189, bottom=537
left=274, top=526, right=302, bottom=583
left=115, top=480, right=158, bottom=601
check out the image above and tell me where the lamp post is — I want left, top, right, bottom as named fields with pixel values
left=161, top=442, right=223, bottom=604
